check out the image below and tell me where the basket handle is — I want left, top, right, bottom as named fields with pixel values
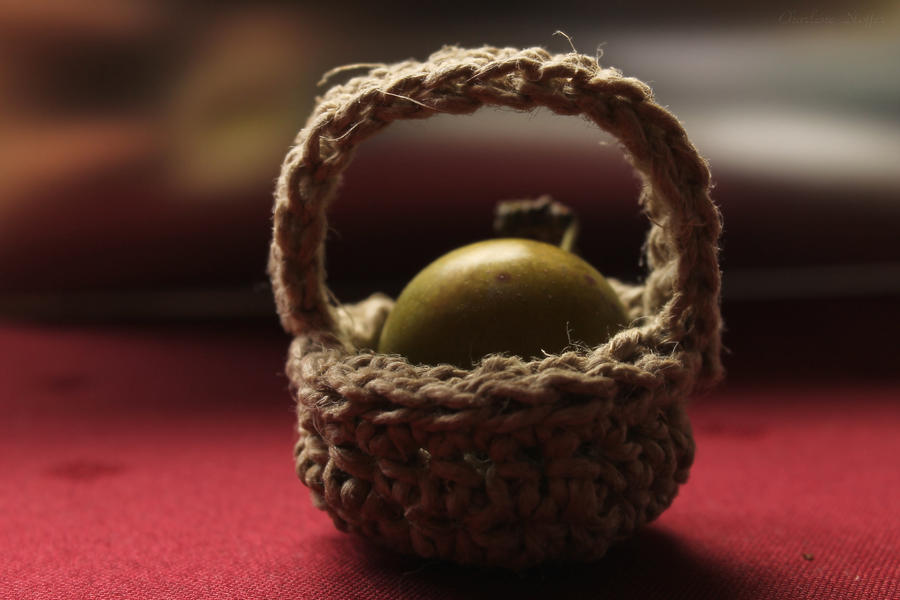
left=269, top=45, right=722, bottom=382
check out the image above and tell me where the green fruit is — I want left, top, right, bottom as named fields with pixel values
left=377, top=238, right=629, bottom=368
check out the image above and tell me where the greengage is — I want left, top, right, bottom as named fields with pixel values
left=377, top=238, right=629, bottom=368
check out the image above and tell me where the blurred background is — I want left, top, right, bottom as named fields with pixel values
left=1, top=0, right=898, bottom=381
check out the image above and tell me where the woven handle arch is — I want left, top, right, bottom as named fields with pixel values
left=269, top=45, right=722, bottom=384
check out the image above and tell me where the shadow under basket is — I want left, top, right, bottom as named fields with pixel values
left=269, top=45, right=723, bottom=569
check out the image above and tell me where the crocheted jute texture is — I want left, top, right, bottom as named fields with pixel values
left=269, top=45, right=723, bottom=569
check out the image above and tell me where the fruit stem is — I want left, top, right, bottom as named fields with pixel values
left=559, top=218, right=579, bottom=253
left=493, top=195, right=580, bottom=252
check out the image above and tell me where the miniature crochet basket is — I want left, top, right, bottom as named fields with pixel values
left=269, top=45, right=723, bottom=569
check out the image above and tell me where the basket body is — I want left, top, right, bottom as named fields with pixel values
left=270, top=45, right=722, bottom=568
left=292, top=346, right=695, bottom=568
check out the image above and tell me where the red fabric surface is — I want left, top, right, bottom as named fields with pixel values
left=2, top=323, right=898, bottom=599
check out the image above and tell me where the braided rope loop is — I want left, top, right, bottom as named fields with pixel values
left=270, top=45, right=722, bottom=384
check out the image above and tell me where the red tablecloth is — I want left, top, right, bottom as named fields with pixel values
left=2, top=323, right=898, bottom=599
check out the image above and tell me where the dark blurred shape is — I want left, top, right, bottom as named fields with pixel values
left=1, top=1, right=321, bottom=292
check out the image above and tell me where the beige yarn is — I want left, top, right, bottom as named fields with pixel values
left=269, top=45, right=723, bottom=569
